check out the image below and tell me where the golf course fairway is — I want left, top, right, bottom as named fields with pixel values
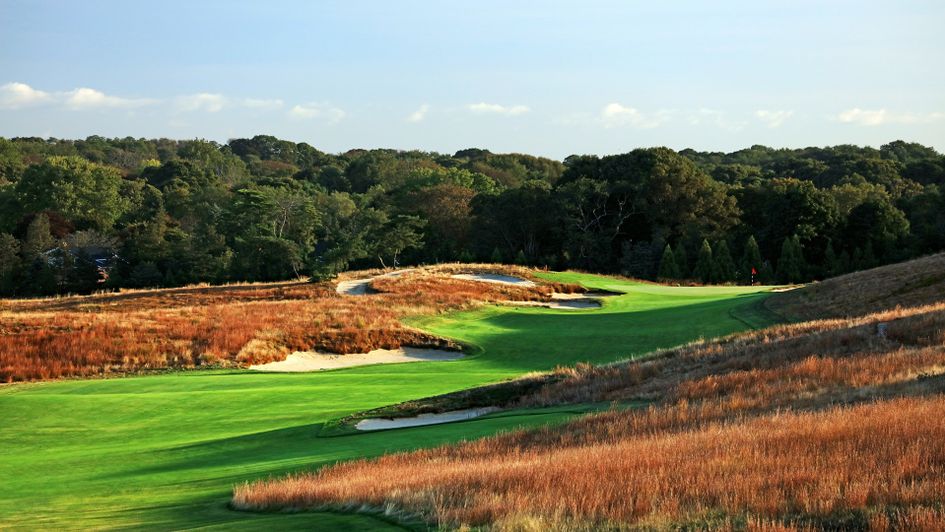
left=0, top=272, right=781, bottom=530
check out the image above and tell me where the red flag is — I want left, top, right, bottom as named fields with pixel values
left=751, top=267, right=758, bottom=275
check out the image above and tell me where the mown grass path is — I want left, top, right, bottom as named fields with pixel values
left=0, top=273, right=779, bottom=530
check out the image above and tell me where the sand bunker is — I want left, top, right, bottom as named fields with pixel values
left=336, top=268, right=416, bottom=295
left=506, top=294, right=601, bottom=310
left=336, top=278, right=373, bottom=295
left=249, top=346, right=463, bottom=372
left=451, top=273, right=537, bottom=287
left=355, top=407, right=501, bottom=431
left=453, top=273, right=622, bottom=309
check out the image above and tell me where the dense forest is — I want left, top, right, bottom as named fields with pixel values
left=0, top=135, right=943, bottom=296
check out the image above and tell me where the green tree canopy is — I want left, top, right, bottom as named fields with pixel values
left=15, top=156, right=129, bottom=230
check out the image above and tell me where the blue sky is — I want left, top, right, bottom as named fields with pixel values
left=1, top=0, right=943, bottom=158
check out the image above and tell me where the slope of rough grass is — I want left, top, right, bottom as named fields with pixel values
left=0, top=272, right=775, bottom=530
left=235, top=397, right=945, bottom=530
left=767, top=251, right=945, bottom=321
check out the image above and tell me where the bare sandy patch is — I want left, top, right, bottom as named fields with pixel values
left=336, top=268, right=416, bottom=295
left=355, top=407, right=501, bottom=431
left=450, top=273, right=537, bottom=287
left=249, top=346, right=462, bottom=372
left=771, top=285, right=803, bottom=293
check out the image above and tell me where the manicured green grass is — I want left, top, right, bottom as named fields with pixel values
left=410, top=272, right=780, bottom=369
left=0, top=272, right=779, bottom=530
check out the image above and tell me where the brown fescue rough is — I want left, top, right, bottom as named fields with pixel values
left=0, top=265, right=571, bottom=382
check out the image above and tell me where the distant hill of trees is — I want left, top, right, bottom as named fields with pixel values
left=0, top=135, right=943, bottom=296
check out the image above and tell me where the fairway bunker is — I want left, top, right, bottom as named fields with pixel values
left=336, top=268, right=415, bottom=295
left=249, top=346, right=463, bottom=372
left=355, top=407, right=501, bottom=431
left=335, top=278, right=373, bottom=295
left=450, top=273, right=537, bottom=287
left=506, top=292, right=602, bottom=310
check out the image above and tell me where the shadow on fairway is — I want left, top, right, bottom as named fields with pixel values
left=413, top=292, right=779, bottom=372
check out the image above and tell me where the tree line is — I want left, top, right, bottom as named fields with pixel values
left=0, top=135, right=943, bottom=296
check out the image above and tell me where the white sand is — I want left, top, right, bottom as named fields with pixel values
left=355, top=407, right=501, bottom=431
left=249, top=346, right=463, bottom=372
left=551, top=292, right=590, bottom=300
left=336, top=268, right=416, bottom=295
left=505, top=295, right=601, bottom=310
left=336, top=278, right=373, bottom=295
left=450, top=273, right=537, bottom=287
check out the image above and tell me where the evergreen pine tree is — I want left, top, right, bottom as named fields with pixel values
left=740, top=235, right=763, bottom=285
left=777, top=235, right=805, bottom=283
left=490, top=247, right=503, bottom=264
left=21, top=213, right=55, bottom=261
left=793, top=235, right=807, bottom=279
left=712, top=240, right=736, bottom=283
left=673, top=244, right=689, bottom=279
left=514, top=249, right=528, bottom=265
left=693, top=239, right=714, bottom=283
left=657, top=244, right=679, bottom=279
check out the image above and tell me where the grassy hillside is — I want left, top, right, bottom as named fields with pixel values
left=238, top=264, right=945, bottom=529
left=767, top=252, right=945, bottom=321
left=0, top=271, right=777, bottom=530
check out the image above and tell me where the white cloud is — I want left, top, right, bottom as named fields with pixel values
left=176, top=93, right=226, bottom=113
left=0, top=82, right=53, bottom=109
left=241, top=98, right=284, bottom=110
left=600, top=103, right=671, bottom=128
left=835, top=108, right=944, bottom=126
left=686, top=108, right=746, bottom=131
left=177, top=94, right=285, bottom=112
left=468, top=102, right=530, bottom=116
left=836, top=108, right=888, bottom=126
left=64, top=87, right=157, bottom=109
left=2, top=83, right=293, bottom=115
left=755, top=109, right=794, bottom=128
left=407, top=104, right=430, bottom=123
left=288, top=103, right=345, bottom=123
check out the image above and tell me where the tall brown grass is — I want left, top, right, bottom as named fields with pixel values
left=234, top=397, right=945, bottom=529
left=234, top=301, right=945, bottom=529
left=767, top=251, right=945, bottom=321
left=522, top=302, right=945, bottom=409
left=0, top=265, right=575, bottom=382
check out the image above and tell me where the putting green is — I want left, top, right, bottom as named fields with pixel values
left=0, top=272, right=780, bottom=530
